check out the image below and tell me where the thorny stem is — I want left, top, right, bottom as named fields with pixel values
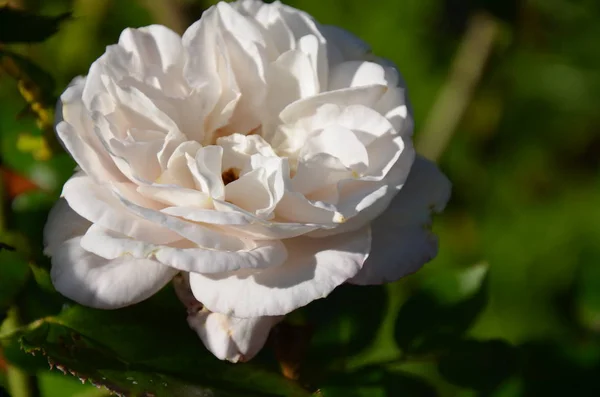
left=416, top=12, right=500, bottom=163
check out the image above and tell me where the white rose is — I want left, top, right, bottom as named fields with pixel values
left=44, top=0, right=451, bottom=361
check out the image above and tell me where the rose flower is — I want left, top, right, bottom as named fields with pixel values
left=44, top=0, right=451, bottom=362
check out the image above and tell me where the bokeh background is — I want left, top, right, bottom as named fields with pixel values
left=1, top=0, right=599, bottom=396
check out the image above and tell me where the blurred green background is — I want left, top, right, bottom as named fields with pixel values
left=1, top=0, right=599, bottom=396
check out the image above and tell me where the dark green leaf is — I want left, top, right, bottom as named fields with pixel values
left=0, top=7, right=70, bottom=43
left=0, top=242, right=15, bottom=251
left=0, top=50, right=56, bottom=99
left=1, top=288, right=311, bottom=397
left=521, top=341, right=600, bottom=397
left=10, top=191, right=56, bottom=264
left=317, top=368, right=437, bottom=397
left=15, top=272, right=64, bottom=324
left=382, top=371, right=438, bottom=397
left=302, top=284, right=388, bottom=371
left=438, top=339, right=518, bottom=392
left=0, top=248, right=30, bottom=312
left=394, top=265, right=488, bottom=354
left=37, top=372, right=98, bottom=397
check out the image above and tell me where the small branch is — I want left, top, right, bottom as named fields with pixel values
left=416, top=12, right=500, bottom=163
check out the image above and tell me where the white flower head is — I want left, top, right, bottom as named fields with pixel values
left=44, top=0, right=451, bottom=361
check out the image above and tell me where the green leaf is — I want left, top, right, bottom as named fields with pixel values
left=520, top=341, right=600, bottom=396
left=317, top=368, right=437, bottom=397
left=302, top=284, right=388, bottom=371
left=382, top=371, right=438, bottom=397
left=0, top=7, right=70, bottom=43
left=394, top=265, right=489, bottom=354
left=38, top=371, right=100, bottom=397
left=0, top=50, right=56, bottom=99
left=437, top=339, right=518, bottom=392
left=10, top=191, right=56, bottom=263
left=0, top=248, right=30, bottom=313
left=1, top=288, right=311, bottom=397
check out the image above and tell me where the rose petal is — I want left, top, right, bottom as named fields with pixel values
left=188, top=309, right=282, bottom=362
left=328, top=60, right=387, bottom=91
left=57, top=78, right=124, bottom=183
left=300, top=125, right=369, bottom=172
left=43, top=198, right=91, bottom=257
left=186, top=146, right=225, bottom=199
left=138, top=185, right=212, bottom=208
left=320, top=25, right=370, bottom=64
left=189, top=226, right=371, bottom=317
left=50, top=237, right=177, bottom=309
left=279, top=84, right=388, bottom=125
left=267, top=49, right=319, bottom=116
left=350, top=156, right=451, bottom=284
left=56, top=121, right=122, bottom=183
left=118, top=25, right=184, bottom=76
left=80, top=224, right=287, bottom=274
left=62, top=173, right=182, bottom=245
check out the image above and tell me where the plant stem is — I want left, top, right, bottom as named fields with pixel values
left=416, top=12, right=500, bottom=163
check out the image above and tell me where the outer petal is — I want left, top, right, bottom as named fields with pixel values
left=118, top=25, right=184, bottom=76
left=188, top=309, right=282, bottom=363
left=80, top=224, right=288, bottom=274
left=61, top=173, right=182, bottom=245
left=43, top=198, right=91, bottom=257
left=173, top=272, right=282, bottom=362
left=349, top=156, right=451, bottom=285
left=50, top=237, right=178, bottom=309
left=320, top=25, right=370, bottom=65
left=57, top=78, right=124, bottom=183
left=189, top=226, right=371, bottom=317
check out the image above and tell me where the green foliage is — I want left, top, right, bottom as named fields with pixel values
left=394, top=266, right=488, bottom=355
left=0, top=249, right=29, bottom=320
left=1, top=284, right=310, bottom=397
left=437, top=339, right=518, bottom=392
left=0, top=7, right=69, bottom=44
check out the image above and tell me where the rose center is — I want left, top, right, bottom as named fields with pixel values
left=222, top=168, right=240, bottom=185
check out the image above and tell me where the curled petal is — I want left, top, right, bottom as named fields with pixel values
left=320, top=24, right=370, bottom=64
left=50, top=237, right=177, bottom=309
left=80, top=224, right=287, bottom=274
left=266, top=49, right=319, bottom=116
left=118, top=25, right=184, bottom=78
left=188, top=309, right=282, bottom=362
left=43, top=198, right=91, bottom=257
left=350, top=156, right=451, bottom=285
left=168, top=201, right=321, bottom=240
left=280, top=84, right=388, bottom=125
left=62, top=173, right=182, bottom=245
left=189, top=226, right=371, bottom=317
left=57, top=79, right=124, bottom=183
left=328, top=60, right=388, bottom=91
left=174, top=272, right=282, bottom=362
